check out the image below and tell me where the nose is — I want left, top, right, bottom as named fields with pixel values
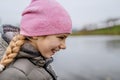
left=60, top=41, right=66, bottom=49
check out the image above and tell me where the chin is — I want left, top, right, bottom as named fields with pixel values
left=44, top=56, right=51, bottom=59
left=47, top=55, right=53, bottom=59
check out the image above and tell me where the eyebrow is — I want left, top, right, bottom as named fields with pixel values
left=57, top=34, right=68, bottom=37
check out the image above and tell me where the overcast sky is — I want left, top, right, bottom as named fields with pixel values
left=0, top=0, right=120, bottom=29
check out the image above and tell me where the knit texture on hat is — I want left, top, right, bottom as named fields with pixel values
left=20, top=0, right=72, bottom=36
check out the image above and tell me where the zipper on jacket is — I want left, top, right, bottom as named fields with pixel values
left=43, top=57, right=57, bottom=80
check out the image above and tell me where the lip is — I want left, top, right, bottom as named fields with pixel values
left=51, top=49, right=59, bottom=55
left=52, top=50, right=56, bottom=55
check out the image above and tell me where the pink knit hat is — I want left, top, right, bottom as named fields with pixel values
left=20, top=0, right=72, bottom=36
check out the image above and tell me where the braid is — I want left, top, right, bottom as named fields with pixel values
left=0, top=34, right=25, bottom=71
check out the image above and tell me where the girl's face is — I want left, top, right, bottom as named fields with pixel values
left=31, top=33, right=69, bottom=59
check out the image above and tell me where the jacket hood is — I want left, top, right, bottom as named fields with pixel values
left=2, top=25, right=40, bottom=57
left=1, top=25, right=53, bottom=67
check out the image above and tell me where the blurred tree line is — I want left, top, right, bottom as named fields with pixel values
left=80, top=17, right=120, bottom=31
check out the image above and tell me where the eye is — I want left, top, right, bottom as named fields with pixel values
left=58, top=36, right=65, bottom=40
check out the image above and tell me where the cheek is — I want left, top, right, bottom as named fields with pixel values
left=49, top=41, right=60, bottom=48
left=36, top=41, right=52, bottom=51
left=36, top=39, right=60, bottom=52
left=37, top=42, right=47, bottom=50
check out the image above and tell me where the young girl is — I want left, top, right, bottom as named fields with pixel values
left=0, top=0, right=72, bottom=80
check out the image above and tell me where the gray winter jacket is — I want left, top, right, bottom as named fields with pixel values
left=0, top=25, right=57, bottom=80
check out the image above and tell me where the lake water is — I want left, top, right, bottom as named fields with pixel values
left=52, top=35, right=120, bottom=80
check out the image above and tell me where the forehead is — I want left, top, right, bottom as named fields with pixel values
left=54, top=33, right=70, bottom=36
left=37, top=33, right=70, bottom=39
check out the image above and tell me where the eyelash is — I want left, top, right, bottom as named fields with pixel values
left=58, top=37, right=65, bottom=40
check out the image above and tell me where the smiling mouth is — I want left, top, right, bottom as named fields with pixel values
left=51, top=49, right=59, bottom=55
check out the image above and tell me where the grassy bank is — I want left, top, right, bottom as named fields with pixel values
left=71, top=25, right=120, bottom=36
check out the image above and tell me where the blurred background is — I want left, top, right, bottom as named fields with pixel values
left=0, top=0, right=120, bottom=80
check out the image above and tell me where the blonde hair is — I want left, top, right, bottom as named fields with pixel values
left=0, top=34, right=25, bottom=70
